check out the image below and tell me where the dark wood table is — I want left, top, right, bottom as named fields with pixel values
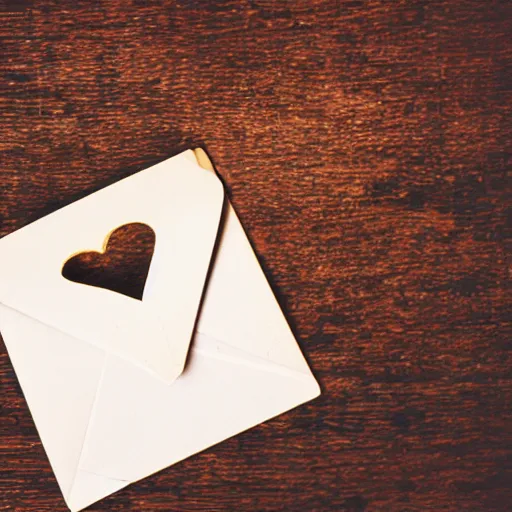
left=1, top=1, right=511, bottom=510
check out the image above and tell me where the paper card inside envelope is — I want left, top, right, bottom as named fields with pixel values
left=0, top=150, right=225, bottom=383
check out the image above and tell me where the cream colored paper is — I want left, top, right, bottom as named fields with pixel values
left=0, top=151, right=224, bottom=383
left=0, top=149, right=320, bottom=511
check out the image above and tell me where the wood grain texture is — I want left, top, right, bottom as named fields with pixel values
left=1, top=0, right=511, bottom=510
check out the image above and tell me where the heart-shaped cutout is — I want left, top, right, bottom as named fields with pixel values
left=62, top=223, right=156, bottom=300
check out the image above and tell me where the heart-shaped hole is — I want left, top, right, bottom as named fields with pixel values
left=62, top=223, right=156, bottom=300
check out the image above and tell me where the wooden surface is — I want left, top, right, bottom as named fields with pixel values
left=1, top=1, right=511, bottom=510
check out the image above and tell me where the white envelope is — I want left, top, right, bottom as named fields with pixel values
left=0, top=149, right=320, bottom=511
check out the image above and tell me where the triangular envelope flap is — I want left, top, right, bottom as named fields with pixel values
left=197, top=202, right=314, bottom=375
left=0, top=150, right=224, bottom=382
left=0, top=305, right=105, bottom=503
left=76, top=334, right=319, bottom=484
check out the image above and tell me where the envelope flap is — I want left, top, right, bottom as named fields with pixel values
left=196, top=203, right=314, bottom=375
left=0, top=304, right=106, bottom=503
left=0, top=150, right=225, bottom=382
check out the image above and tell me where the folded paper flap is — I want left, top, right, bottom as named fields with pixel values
left=74, top=330, right=320, bottom=484
left=0, top=150, right=225, bottom=382
left=196, top=201, right=315, bottom=375
left=1, top=304, right=138, bottom=511
left=0, top=304, right=106, bottom=506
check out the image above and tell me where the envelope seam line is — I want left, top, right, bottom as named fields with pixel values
left=193, top=330, right=314, bottom=380
left=66, top=352, right=110, bottom=503
left=0, top=301, right=96, bottom=347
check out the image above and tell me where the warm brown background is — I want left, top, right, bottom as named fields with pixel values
left=1, top=1, right=511, bottom=511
